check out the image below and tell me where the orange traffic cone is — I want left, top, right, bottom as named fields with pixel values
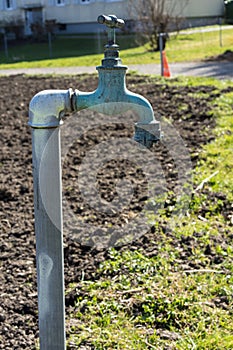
left=162, top=50, right=171, bottom=78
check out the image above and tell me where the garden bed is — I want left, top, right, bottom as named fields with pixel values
left=0, top=74, right=231, bottom=349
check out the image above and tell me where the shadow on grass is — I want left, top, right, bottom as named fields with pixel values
left=0, top=34, right=139, bottom=64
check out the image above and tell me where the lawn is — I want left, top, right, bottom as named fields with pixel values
left=0, top=25, right=233, bottom=68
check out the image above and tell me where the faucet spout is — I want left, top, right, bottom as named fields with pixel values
left=124, top=88, right=161, bottom=148
left=73, top=65, right=161, bottom=148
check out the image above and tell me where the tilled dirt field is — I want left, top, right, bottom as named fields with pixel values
left=0, top=74, right=232, bottom=349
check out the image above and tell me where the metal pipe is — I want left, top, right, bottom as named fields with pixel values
left=159, top=33, right=164, bottom=76
left=97, top=14, right=125, bottom=29
left=4, top=33, right=8, bottom=59
left=29, top=89, right=73, bottom=128
left=29, top=89, right=73, bottom=350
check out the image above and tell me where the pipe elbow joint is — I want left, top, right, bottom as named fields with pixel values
left=29, top=89, right=73, bottom=128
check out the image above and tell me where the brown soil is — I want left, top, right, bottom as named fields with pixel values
left=206, top=49, right=233, bottom=61
left=0, top=74, right=232, bottom=349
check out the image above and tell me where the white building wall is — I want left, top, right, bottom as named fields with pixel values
left=44, top=1, right=128, bottom=24
left=0, top=0, right=22, bottom=22
left=0, top=0, right=226, bottom=35
left=183, top=0, right=224, bottom=17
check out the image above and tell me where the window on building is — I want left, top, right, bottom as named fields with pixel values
left=6, top=0, right=13, bottom=9
left=80, top=0, right=91, bottom=4
left=56, top=0, right=65, bottom=5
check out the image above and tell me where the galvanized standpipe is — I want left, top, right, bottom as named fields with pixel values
left=29, top=15, right=161, bottom=350
left=29, top=90, right=73, bottom=350
left=159, top=33, right=166, bottom=77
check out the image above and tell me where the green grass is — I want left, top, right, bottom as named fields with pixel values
left=195, top=91, right=233, bottom=201
left=68, top=253, right=233, bottom=349
left=0, top=25, right=233, bottom=69
left=66, top=76, right=233, bottom=349
left=166, top=28, right=233, bottom=63
left=0, top=34, right=137, bottom=68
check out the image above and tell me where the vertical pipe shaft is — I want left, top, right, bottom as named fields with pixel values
left=159, top=33, right=164, bottom=76
left=4, top=31, right=8, bottom=59
left=48, top=32, right=53, bottom=58
left=219, top=18, right=222, bottom=47
left=31, top=127, right=65, bottom=350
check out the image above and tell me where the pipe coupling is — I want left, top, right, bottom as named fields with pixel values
left=29, top=89, right=74, bottom=129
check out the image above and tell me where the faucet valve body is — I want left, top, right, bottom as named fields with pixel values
left=97, top=14, right=161, bottom=147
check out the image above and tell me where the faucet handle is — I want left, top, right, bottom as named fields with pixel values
left=98, top=14, right=125, bottom=29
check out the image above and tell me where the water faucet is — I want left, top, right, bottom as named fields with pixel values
left=72, top=14, right=161, bottom=148
left=28, top=14, right=161, bottom=350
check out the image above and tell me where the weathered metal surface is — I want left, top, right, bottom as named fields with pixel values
left=29, top=89, right=73, bottom=128
left=31, top=127, right=65, bottom=350
left=74, top=66, right=160, bottom=147
left=29, top=14, right=161, bottom=350
left=74, top=14, right=161, bottom=147
left=29, top=90, right=73, bottom=350
left=97, top=14, right=125, bottom=29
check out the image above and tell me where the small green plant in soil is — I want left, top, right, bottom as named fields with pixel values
left=66, top=76, right=233, bottom=349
